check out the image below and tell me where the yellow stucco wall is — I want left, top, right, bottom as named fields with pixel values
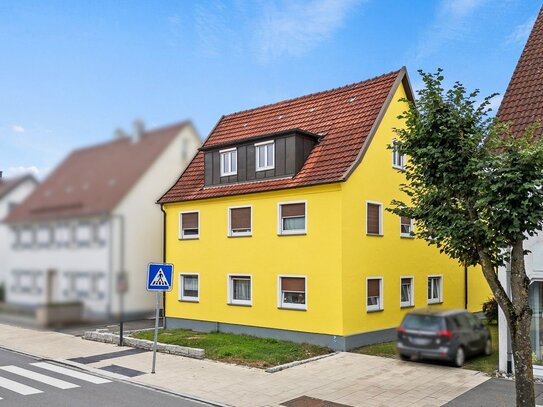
left=163, top=81, right=492, bottom=338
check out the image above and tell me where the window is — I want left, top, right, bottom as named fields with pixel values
left=228, top=206, right=252, bottom=237
left=392, top=139, right=405, bottom=170
left=428, top=276, right=442, bottom=304
left=400, top=216, right=414, bottom=237
left=278, top=276, right=306, bottom=310
left=76, top=222, right=92, bottom=246
left=255, top=141, right=274, bottom=171
left=179, top=211, right=199, bottom=239
left=278, top=202, right=306, bottom=235
left=400, top=277, right=414, bottom=307
left=179, top=274, right=199, bottom=302
left=367, top=278, right=383, bottom=312
left=220, top=148, right=237, bottom=176
left=366, top=202, right=382, bottom=236
left=228, top=275, right=251, bottom=306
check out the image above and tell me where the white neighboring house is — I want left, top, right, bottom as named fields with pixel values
left=0, top=174, right=38, bottom=287
left=4, top=121, right=201, bottom=319
left=497, top=9, right=543, bottom=377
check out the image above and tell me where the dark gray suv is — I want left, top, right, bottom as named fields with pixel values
left=396, top=308, right=492, bottom=367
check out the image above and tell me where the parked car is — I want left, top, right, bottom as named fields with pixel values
left=396, top=308, right=492, bottom=367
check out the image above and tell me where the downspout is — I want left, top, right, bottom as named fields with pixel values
left=161, top=205, right=167, bottom=329
left=464, top=264, right=468, bottom=310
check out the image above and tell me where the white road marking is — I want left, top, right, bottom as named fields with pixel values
left=0, top=376, right=42, bottom=395
left=0, top=366, right=79, bottom=389
left=30, top=363, right=111, bottom=384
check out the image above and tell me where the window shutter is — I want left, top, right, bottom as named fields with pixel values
left=231, top=207, right=251, bottom=230
left=367, top=203, right=381, bottom=234
left=401, top=278, right=411, bottom=285
left=182, top=212, right=198, bottom=229
left=281, top=277, right=305, bottom=292
left=281, top=203, right=305, bottom=217
left=367, top=279, right=380, bottom=297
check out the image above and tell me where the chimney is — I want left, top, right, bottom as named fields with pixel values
left=132, top=119, right=145, bottom=143
left=114, top=128, right=126, bottom=140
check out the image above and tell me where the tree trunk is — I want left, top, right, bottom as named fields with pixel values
left=510, top=239, right=535, bottom=407
left=477, top=241, right=535, bottom=407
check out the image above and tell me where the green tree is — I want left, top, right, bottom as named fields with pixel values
left=391, top=69, right=543, bottom=407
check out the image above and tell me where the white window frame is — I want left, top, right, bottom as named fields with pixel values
left=227, top=205, right=252, bottom=237
left=179, top=210, right=200, bottom=240
left=427, top=275, right=443, bottom=304
left=366, top=277, right=384, bottom=312
left=179, top=273, right=199, bottom=302
left=392, top=139, right=405, bottom=170
left=366, top=201, right=383, bottom=236
left=277, top=200, right=307, bottom=236
left=400, top=217, right=414, bottom=238
left=277, top=275, right=307, bottom=310
left=255, top=140, right=275, bottom=171
left=220, top=147, right=237, bottom=177
left=400, top=276, right=414, bottom=308
left=227, top=274, right=252, bottom=306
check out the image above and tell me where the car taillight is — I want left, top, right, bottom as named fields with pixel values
left=397, top=326, right=406, bottom=334
left=438, top=329, right=454, bottom=337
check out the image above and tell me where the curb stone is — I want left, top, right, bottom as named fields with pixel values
left=264, top=352, right=339, bottom=373
left=82, top=331, right=205, bottom=359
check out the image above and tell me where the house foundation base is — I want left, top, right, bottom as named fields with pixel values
left=165, top=317, right=396, bottom=351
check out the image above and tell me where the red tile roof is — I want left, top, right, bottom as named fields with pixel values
left=497, top=6, right=543, bottom=136
left=160, top=68, right=412, bottom=204
left=6, top=121, right=192, bottom=222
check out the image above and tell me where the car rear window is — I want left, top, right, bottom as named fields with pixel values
left=402, top=314, right=444, bottom=331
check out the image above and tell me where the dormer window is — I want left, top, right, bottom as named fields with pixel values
left=255, top=141, right=275, bottom=171
left=220, top=148, right=237, bottom=176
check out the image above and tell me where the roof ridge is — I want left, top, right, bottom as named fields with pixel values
left=222, top=69, right=402, bottom=119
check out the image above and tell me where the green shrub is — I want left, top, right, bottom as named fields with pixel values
left=482, top=297, right=498, bottom=324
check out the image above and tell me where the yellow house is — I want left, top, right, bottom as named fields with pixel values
left=158, top=67, right=491, bottom=350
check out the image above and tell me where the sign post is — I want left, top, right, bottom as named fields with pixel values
left=146, top=263, right=173, bottom=374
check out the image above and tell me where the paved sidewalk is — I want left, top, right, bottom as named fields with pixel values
left=0, top=324, right=489, bottom=407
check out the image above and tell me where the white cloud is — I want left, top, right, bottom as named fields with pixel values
left=413, top=0, right=487, bottom=61
left=255, top=0, right=362, bottom=62
left=505, top=15, right=536, bottom=46
left=11, top=125, right=25, bottom=133
left=5, top=166, right=49, bottom=179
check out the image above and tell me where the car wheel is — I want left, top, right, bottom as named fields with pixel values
left=453, top=347, right=465, bottom=367
left=484, top=338, right=492, bottom=356
left=399, top=353, right=410, bottom=361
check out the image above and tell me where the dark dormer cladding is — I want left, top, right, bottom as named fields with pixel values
left=201, top=129, right=320, bottom=187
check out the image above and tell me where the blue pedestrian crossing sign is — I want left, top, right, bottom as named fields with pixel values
left=147, top=263, right=173, bottom=292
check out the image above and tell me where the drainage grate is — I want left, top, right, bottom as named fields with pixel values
left=99, top=364, right=145, bottom=377
left=281, top=396, right=353, bottom=407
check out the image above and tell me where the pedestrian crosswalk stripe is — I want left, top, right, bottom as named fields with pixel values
left=30, top=362, right=111, bottom=384
left=0, top=365, right=79, bottom=390
left=0, top=376, right=42, bottom=395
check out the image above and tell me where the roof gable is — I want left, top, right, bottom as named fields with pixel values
left=497, top=6, right=543, bottom=136
left=0, top=175, right=38, bottom=201
left=160, top=67, right=412, bottom=204
left=7, top=121, right=191, bottom=222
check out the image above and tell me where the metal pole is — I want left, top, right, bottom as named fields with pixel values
left=151, top=291, right=160, bottom=374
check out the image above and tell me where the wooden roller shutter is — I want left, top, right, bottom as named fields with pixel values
left=231, top=207, right=251, bottom=230
left=281, top=203, right=305, bottom=217
left=367, top=203, right=381, bottom=234
left=182, top=212, right=198, bottom=228
left=367, top=279, right=380, bottom=297
left=281, top=277, right=305, bottom=292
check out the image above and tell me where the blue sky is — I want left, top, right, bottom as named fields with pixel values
left=0, top=0, right=540, bottom=179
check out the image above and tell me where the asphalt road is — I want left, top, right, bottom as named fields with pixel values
left=0, top=348, right=209, bottom=407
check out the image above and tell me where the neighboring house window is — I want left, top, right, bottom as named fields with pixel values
left=367, top=278, right=383, bottom=312
left=428, top=276, right=443, bottom=304
left=228, top=275, right=251, bottom=306
left=400, top=216, right=414, bottom=237
left=366, top=202, right=383, bottom=236
left=179, top=211, right=199, bottom=239
left=228, top=206, right=252, bottom=237
left=278, top=202, right=306, bottom=235
left=56, top=223, right=72, bottom=247
left=181, top=138, right=189, bottom=161
left=11, top=227, right=21, bottom=249
left=400, top=277, right=414, bottom=307
left=95, top=219, right=108, bottom=246
left=255, top=141, right=275, bottom=171
left=36, top=225, right=53, bottom=247
left=220, top=148, right=237, bottom=176
left=392, top=139, right=405, bottom=170
left=76, top=221, right=92, bottom=246
left=278, top=276, right=306, bottom=310
left=20, top=226, right=35, bottom=248
left=179, top=274, right=199, bottom=302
